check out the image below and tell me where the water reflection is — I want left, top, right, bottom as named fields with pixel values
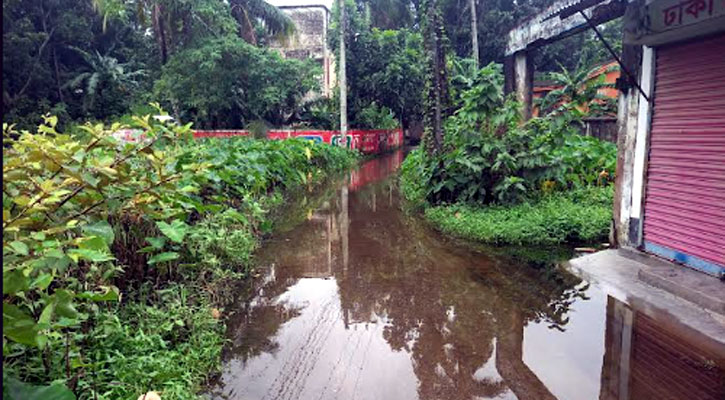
left=212, top=150, right=725, bottom=400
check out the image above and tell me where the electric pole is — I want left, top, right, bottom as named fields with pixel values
left=339, top=0, right=348, bottom=141
left=470, top=0, right=479, bottom=68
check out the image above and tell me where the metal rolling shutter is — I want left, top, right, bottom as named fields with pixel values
left=642, top=34, right=725, bottom=276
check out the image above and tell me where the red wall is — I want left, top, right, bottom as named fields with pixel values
left=193, top=128, right=404, bottom=155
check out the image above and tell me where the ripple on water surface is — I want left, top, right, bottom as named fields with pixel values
left=211, top=150, right=725, bottom=400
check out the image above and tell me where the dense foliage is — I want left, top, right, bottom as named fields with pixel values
left=424, top=187, right=613, bottom=245
left=536, top=62, right=619, bottom=117
left=400, top=63, right=616, bottom=244
left=355, top=0, right=621, bottom=72
left=2, top=112, right=357, bottom=399
left=329, top=1, right=426, bottom=130
left=401, top=64, right=616, bottom=206
left=154, top=36, right=319, bottom=128
left=2, top=0, right=311, bottom=130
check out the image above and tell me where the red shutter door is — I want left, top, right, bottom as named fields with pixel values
left=642, top=33, right=725, bottom=277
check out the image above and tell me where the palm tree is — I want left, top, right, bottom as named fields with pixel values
left=537, top=62, right=618, bottom=117
left=92, top=0, right=295, bottom=63
left=63, top=48, right=145, bottom=111
left=229, top=0, right=295, bottom=45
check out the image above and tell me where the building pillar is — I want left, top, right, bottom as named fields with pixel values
left=627, top=46, right=655, bottom=247
left=612, top=39, right=644, bottom=247
left=505, top=50, right=534, bottom=121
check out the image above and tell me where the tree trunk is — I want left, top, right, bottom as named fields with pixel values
left=152, top=4, right=168, bottom=64
left=53, top=48, right=64, bottom=103
left=339, top=0, right=348, bottom=138
left=470, top=0, right=479, bottom=68
left=422, top=0, right=449, bottom=155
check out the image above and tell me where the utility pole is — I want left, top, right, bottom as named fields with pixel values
left=339, top=0, right=348, bottom=141
left=470, top=0, right=479, bottom=68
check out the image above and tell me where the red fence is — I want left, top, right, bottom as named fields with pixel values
left=192, top=128, right=404, bottom=155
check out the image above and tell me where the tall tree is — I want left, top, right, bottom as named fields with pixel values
left=421, top=0, right=449, bottom=154
left=328, top=0, right=425, bottom=130
left=228, top=0, right=295, bottom=45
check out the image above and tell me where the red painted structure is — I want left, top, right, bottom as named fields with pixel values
left=642, top=34, right=725, bottom=275
left=193, top=128, right=404, bottom=155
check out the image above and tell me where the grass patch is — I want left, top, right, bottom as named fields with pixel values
left=423, top=186, right=613, bottom=245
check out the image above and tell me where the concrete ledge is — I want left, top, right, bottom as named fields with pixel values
left=617, top=248, right=725, bottom=315
left=565, top=249, right=725, bottom=346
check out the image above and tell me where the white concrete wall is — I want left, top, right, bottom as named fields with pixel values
left=630, top=46, right=655, bottom=223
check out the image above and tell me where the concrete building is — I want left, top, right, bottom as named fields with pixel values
left=505, top=0, right=724, bottom=279
left=267, top=0, right=336, bottom=97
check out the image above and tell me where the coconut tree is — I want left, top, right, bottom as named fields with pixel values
left=92, top=0, right=295, bottom=62
left=229, top=0, right=295, bottom=45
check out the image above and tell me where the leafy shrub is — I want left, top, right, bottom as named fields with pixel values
left=154, top=36, right=320, bottom=129
left=3, top=111, right=357, bottom=398
left=424, top=186, right=613, bottom=245
left=399, top=148, right=430, bottom=208
left=292, top=96, right=340, bottom=130
left=403, top=63, right=617, bottom=207
left=355, top=102, right=399, bottom=130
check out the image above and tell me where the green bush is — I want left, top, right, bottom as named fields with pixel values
left=399, top=148, right=430, bottom=208
left=403, top=63, right=617, bottom=207
left=3, top=112, right=357, bottom=399
left=424, top=187, right=613, bottom=245
left=154, top=36, right=320, bottom=129
left=355, top=102, right=399, bottom=130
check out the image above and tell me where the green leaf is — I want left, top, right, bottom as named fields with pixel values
left=148, top=252, right=180, bottom=265
left=80, top=172, right=101, bottom=188
left=76, top=286, right=120, bottom=302
left=81, top=220, right=114, bottom=245
left=3, top=303, right=39, bottom=346
left=38, top=303, right=55, bottom=325
left=30, top=274, right=53, bottom=291
left=3, top=270, right=29, bottom=295
left=145, top=236, right=166, bottom=250
left=156, top=220, right=189, bottom=243
left=8, top=241, right=29, bottom=256
left=3, top=376, right=76, bottom=400
left=67, top=249, right=115, bottom=263
left=53, top=290, right=78, bottom=319
left=78, top=236, right=109, bottom=252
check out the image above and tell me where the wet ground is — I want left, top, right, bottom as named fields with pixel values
left=211, top=150, right=725, bottom=400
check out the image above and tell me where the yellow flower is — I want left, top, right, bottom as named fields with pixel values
left=305, top=147, right=312, bottom=160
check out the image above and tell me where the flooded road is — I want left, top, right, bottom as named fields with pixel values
left=212, top=150, right=725, bottom=400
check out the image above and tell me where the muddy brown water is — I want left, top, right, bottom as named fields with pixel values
left=210, top=150, right=725, bottom=400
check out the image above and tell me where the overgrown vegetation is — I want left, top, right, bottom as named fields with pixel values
left=2, top=0, right=310, bottom=131
left=424, top=187, right=613, bottom=245
left=536, top=62, right=619, bottom=117
left=329, top=1, right=425, bottom=131
left=2, top=111, right=357, bottom=399
left=400, top=63, right=616, bottom=245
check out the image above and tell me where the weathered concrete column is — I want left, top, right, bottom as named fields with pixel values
left=612, top=41, right=644, bottom=247
left=513, top=51, right=534, bottom=121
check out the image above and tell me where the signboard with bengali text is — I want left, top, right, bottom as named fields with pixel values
left=625, top=0, right=725, bottom=45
